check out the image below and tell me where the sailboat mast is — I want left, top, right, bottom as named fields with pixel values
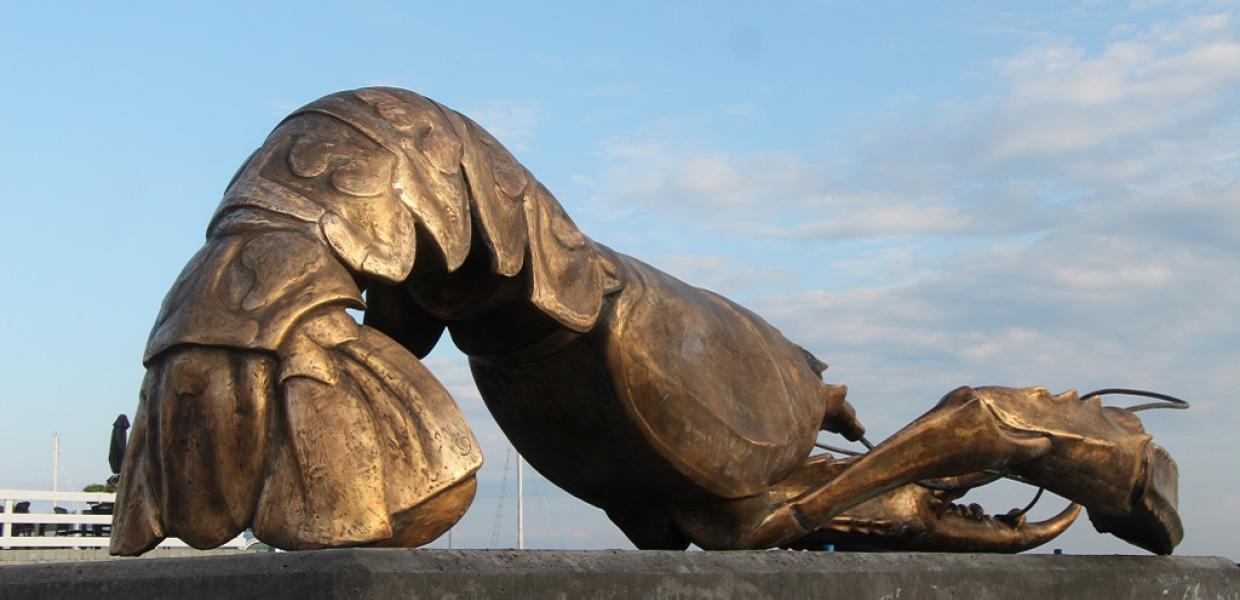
left=52, top=433, right=60, bottom=508
left=516, top=453, right=524, bottom=549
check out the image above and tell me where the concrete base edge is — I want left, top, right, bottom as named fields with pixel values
left=2, top=548, right=1238, bottom=599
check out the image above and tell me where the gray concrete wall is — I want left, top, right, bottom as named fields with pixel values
left=2, top=548, right=1238, bottom=599
left=0, top=547, right=259, bottom=565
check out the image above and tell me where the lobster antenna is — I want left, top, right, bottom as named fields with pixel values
left=1079, top=388, right=1190, bottom=412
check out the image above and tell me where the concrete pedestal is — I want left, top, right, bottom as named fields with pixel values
left=2, top=548, right=1237, bottom=599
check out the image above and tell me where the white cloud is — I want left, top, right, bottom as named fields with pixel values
left=778, top=201, right=972, bottom=239
left=651, top=254, right=795, bottom=297
left=583, top=82, right=642, bottom=98
left=982, top=15, right=1240, bottom=162
left=461, top=100, right=545, bottom=150
left=593, top=138, right=828, bottom=216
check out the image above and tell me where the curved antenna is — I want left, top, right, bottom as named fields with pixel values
left=813, top=441, right=864, bottom=457
left=917, top=471, right=1006, bottom=492
left=1001, top=486, right=1047, bottom=522
left=1080, top=388, right=1190, bottom=412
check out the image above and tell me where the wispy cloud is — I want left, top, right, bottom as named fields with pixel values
left=583, top=82, right=643, bottom=98
left=652, top=254, right=795, bottom=297
left=588, top=13, right=1240, bottom=243
left=591, top=138, right=830, bottom=216
left=978, top=14, right=1240, bottom=162
left=462, top=100, right=546, bottom=151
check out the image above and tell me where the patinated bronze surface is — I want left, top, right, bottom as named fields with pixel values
left=112, top=88, right=1184, bottom=556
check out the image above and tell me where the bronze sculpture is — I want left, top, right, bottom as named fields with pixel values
left=111, top=87, right=1183, bottom=556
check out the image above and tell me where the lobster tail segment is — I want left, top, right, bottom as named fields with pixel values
left=244, top=87, right=623, bottom=331
left=113, top=312, right=482, bottom=553
left=115, top=215, right=481, bottom=553
left=251, top=323, right=481, bottom=549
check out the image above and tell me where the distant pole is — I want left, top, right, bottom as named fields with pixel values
left=516, top=453, right=524, bottom=550
left=51, top=433, right=60, bottom=508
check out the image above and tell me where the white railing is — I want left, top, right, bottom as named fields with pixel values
left=0, top=489, right=251, bottom=550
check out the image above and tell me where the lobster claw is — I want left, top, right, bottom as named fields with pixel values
left=786, top=482, right=1080, bottom=553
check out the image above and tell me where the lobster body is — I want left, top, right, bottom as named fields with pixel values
left=468, top=249, right=827, bottom=507
left=113, top=87, right=1182, bottom=556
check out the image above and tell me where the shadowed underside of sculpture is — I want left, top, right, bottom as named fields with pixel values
left=112, top=87, right=1184, bottom=557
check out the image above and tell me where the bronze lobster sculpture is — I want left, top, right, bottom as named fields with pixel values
left=111, top=88, right=1183, bottom=556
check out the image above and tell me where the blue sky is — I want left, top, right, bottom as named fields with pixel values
left=2, top=0, right=1238, bottom=558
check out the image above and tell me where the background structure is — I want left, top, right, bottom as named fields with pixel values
left=1, top=0, right=1236, bottom=558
